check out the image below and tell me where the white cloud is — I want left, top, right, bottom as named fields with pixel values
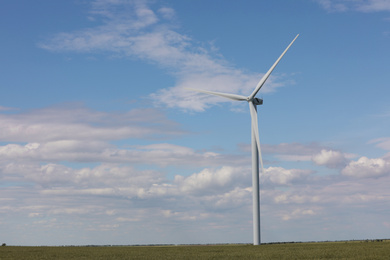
left=369, top=138, right=390, bottom=160
left=39, top=0, right=295, bottom=112
left=263, top=142, right=351, bottom=165
left=0, top=105, right=16, bottom=111
left=2, top=162, right=167, bottom=198
left=357, top=0, right=390, bottom=12
left=316, top=0, right=390, bottom=12
left=263, top=143, right=355, bottom=170
left=2, top=155, right=390, bottom=245
left=262, top=167, right=313, bottom=185
left=0, top=105, right=182, bottom=142
left=210, top=187, right=252, bottom=210
left=174, top=166, right=249, bottom=195
left=0, top=104, right=252, bottom=172
left=158, top=7, right=176, bottom=20
left=316, top=0, right=348, bottom=12
left=369, top=137, right=390, bottom=150
left=312, top=149, right=349, bottom=169
left=342, top=156, right=390, bottom=178
left=151, top=72, right=291, bottom=112
left=280, top=208, right=317, bottom=221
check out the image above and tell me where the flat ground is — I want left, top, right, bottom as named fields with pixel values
left=1, top=240, right=389, bottom=259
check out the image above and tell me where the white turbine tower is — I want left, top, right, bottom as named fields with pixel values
left=189, top=35, right=299, bottom=245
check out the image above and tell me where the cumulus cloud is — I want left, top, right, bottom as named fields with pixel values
left=262, top=167, right=313, bottom=185
left=39, top=0, right=294, bottom=112
left=3, top=149, right=390, bottom=245
left=342, top=156, right=390, bottom=178
left=174, top=166, right=249, bottom=195
left=312, top=149, right=349, bottom=169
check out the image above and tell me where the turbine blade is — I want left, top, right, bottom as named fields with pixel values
left=249, top=34, right=299, bottom=100
left=249, top=102, right=264, bottom=174
left=186, top=88, right=247, bottom=101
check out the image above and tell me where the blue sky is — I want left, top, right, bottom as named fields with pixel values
left=1, top=0, right=390, bottom=246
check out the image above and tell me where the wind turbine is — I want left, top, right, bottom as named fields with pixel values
left=188, top=34, right=299, bottom=245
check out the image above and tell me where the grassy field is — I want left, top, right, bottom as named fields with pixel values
left=1, top=240, right=390, bottom=259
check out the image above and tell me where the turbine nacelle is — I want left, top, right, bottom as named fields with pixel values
left=252, top=98, right=263, bottom=106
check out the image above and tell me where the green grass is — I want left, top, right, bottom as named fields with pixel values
left=1, top=240, right=390, bottom=259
